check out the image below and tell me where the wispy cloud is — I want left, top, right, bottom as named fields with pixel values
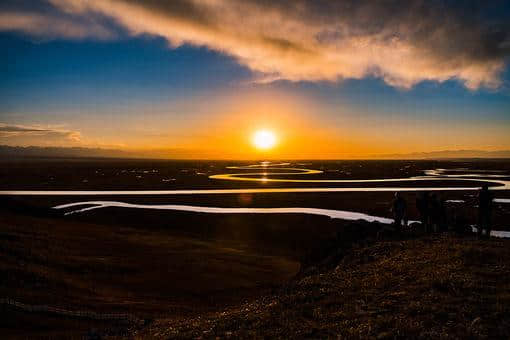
left=0, top=123, right=81, bottom=144
left=2, top=0, right=509, bottom=89
left=0, top=11, right=114, bottom=39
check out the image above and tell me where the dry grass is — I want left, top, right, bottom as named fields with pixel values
left=0, top=210, right=299, bottom=337
left=140, top=235, right=510, bottom=339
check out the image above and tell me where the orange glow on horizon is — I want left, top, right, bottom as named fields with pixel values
left=57, top=90, right=510, bottom=160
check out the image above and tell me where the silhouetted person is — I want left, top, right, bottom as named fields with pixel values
left=392, top=192, right=407, bottom=233
left=429, top=193, right=441, bottom=233
left=438, top=196, right=448, bottom=232
left=478, top=185, right=493, bottom=238
left=416, top=192, right=430, bottom=233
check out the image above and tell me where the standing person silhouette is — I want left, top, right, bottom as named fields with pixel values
left=429, top=193, right=441, bottom=233
left=416, top=192, right=430, bottom=233
left=392, top=192, right=407, bottom=234
left=437, top=196, right=448, bottom=232
left=478, top=184, right=493, bottom=238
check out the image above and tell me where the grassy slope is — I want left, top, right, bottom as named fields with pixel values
left=0, top=210, right=299, bottom=337
left=140, top=235, right=510, bottom=339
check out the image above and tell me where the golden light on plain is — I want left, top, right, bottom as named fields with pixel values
left=252, top=130, right=277, bottom=150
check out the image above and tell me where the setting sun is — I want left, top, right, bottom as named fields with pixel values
left=252, top=130, right=277, bottom=150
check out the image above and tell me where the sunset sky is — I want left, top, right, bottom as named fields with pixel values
left=1, top=0, right=510, bottom=159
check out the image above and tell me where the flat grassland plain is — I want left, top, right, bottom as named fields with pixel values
left=1, top=158, right=510, bottom=337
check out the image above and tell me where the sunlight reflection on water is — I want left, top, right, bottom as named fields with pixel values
left=1, top=165, right=510, bottom=195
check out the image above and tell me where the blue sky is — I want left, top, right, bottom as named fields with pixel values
left=1, top=34, right=250, bottom=113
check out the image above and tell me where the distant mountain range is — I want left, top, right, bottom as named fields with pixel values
left=1, top=145, right=510, bottom=160
left=378, top=150, right=510, bottom=159
left=0, top=145, right=132, bottom=159
left=0, top=145, right=195, bottom=160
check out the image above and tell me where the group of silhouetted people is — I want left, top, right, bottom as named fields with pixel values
left=415, top=191, right=448, bottom=233
left=477, top=185, right=494, bottom=237
left=391, top=185, right=494, bottom=237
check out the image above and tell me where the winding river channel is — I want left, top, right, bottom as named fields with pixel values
left=1, top=164, right=510, bottom=196
left=2, top=163, right=510, bottom=237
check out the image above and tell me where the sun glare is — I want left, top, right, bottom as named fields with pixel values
left=252, top=130, right=277, bottom=150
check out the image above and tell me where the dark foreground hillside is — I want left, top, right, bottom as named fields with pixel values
left=1, top=200, right=510, bottom=338
left=139, top=235, right=510, bottom=339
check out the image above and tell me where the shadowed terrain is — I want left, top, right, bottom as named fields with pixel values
left=0, top=207, right=307, bottom=337
left=140, top=235, right=510, bottom=339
